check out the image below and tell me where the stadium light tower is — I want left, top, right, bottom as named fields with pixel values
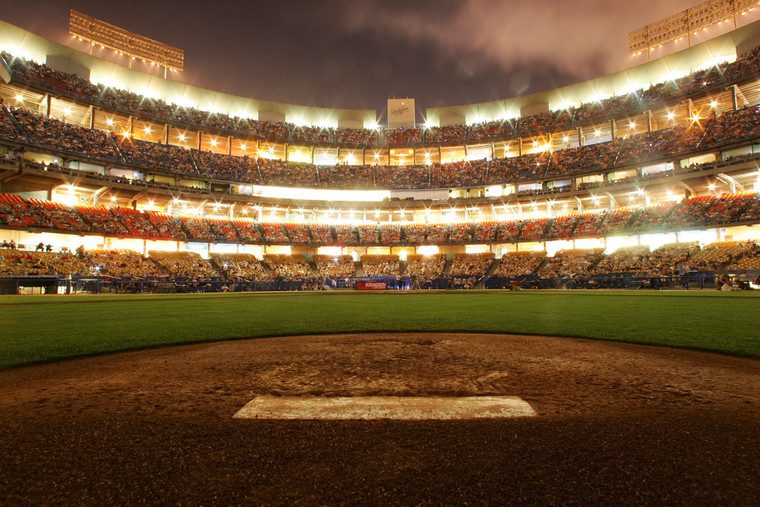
left=69, top=10, right=184, bottom=79
left=629, top=0, right=760, bottom=60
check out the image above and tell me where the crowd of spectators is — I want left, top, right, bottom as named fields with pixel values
left=208, top=218, right=239, bottom=242
left=259, top=159, right=318, bottom=187
left=546, top=213, right=579, bottom=239
left=405, top=253, right=446, bottom=281
left=193, top=150, right=259, bottom=183
left=0, top=105, right=29, bottom=143
left=5, top=44, right=760, bottom=161
left=76, top=204, right=129, bottom=236
left=449, top=252, right=494, bottom=276
left=357, top=224, right=379, bottom=244
left=318, top=164, right=374, bottom=189
left=374, top=164, right=430, bottom=189
left=540, top=248, right=604, bottom=279
left=492, top=251, right=545, bottom=278
left=264, top=253, right=312, bottom=280
left=689, top=240, right=758, bottom=271
left=285, top=223, right=311, bottom=244
left=519, top=218, right=550, bottom=241
left=178, top=215, right=217, bottom=242
left=83, top=249, right=161, bottom=278
left=473, top=221, right=498, bottom=242
left=378, top=224, right=402, bottom=244
left=0, top=249, right=84, bottom=276
left=113, top=207, right=165, bottom=239
left=1, top=193, right=759, bottom=248
left=448, top=223, right=474, bottom=243
left=404, top=224, right=429, bottom=244
left=233, top=219, right=263, bottom=242
left=210, top=253, right=269, bottom=281
left=592, top=245, right=659, bottom=276
left=148, top=251, right=218, bottom=278
left=11, top=107, right=120, bottom=162
left=261, top=223, right=289, bottom=243
left=147, top=212, right=188, bottom=240
left=314, top=254, right=355, bottom=278
left=5, top=101, right=760, bottom=192
left=628, top=202, right=677, bottom=233
left=309, top=223, right=333, bottom=243
left=3, top=240, right=757, bottom=285
left=495, top=220, right=522, bottom=242
left=598, top=207, right=637, bottom=236
left=433, top=159, right=487, bottom=187
left=115, top=135, right=196, bottom=175
left=334, top=224, right=358, bottom=245
left=360, top=254, right=399, bottom=276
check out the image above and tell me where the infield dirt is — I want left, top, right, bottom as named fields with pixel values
left=1, top=333, right=758, bottom=504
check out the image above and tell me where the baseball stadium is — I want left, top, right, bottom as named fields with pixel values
left=1, top=1, right=760, bottom=504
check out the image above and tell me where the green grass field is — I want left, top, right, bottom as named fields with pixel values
left=1, top=290, right=759, bottom=369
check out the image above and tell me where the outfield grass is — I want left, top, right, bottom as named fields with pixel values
left=1, top=290, right=759, bottom=369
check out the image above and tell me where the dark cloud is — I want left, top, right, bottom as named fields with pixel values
left=0, top=0, right=755, bottom=113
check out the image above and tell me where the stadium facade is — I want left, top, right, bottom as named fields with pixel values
left=1, top=16, right=760, bottom=291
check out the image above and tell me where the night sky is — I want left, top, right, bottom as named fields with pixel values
left=0, top=0, right=752, bottom=115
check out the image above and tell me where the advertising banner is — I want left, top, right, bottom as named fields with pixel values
left=387, top=98, right=415, bottom=129
left=356, top=281, right=388, bottom=290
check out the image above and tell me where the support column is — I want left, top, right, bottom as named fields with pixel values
left=610, top=119, right=616, bottom=140
left=89, top=105, right=95, bottom=129
left=518, top=137, right=523, bottom=156
left=164, top=124, right=170, bottom=145
left=576, top=127, right=583, bottom=147
left=646, top=110, right=652, bottom=132
left=228, top=136, right=232, bottom=155
left=129, top=116, right=134, bottom=137
left=284, top=143, right=289, bottom=162
left=198, top=131, right=203, bottom=151
left=732, top=84, right=739, bottom=111
left=686, top=99, right=694, bottom=119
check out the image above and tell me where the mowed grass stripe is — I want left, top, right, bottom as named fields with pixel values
left=1, top=289, right=759, bottom=306
left=2, top=291, right=758, bottom=369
